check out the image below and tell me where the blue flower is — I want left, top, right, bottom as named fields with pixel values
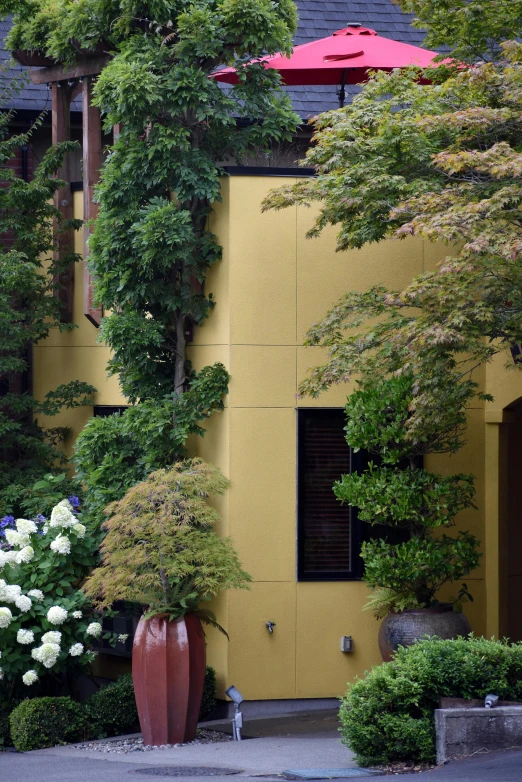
left=67, top=496, right=80, bottom=508
left=35, top=514, right=46, bottom=524
left=0, top=516, right=15, bottom=536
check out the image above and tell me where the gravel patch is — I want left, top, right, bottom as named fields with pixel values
left=76, top=730, right=233, bottom=754
left=369, top=761, right=437, bottom=775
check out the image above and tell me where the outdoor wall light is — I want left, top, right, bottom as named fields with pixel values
left=225, top=685, right=244, bottom=705
left=225, top=685, right=244, bottom=741
left=340, top=636, right=354, bottom=653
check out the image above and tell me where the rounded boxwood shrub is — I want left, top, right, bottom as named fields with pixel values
left=9, top=697, right=87, bottom=752
left=87, top=674, right=139, bottom=737
left=87, top=666, right=217, bottom=738
left=340, top=636, right=522, bottom=766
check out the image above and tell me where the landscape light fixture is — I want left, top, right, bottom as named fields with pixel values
left=225, top=685, right=244, bottom=740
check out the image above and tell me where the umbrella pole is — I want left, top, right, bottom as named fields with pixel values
left=338, top=69, right=347, bottom=108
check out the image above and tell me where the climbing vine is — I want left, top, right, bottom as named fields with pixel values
left=0, top=82, right=95, bottom=514
left=2, top=0, right=300, bottom=517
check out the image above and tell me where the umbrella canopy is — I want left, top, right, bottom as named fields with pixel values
left=213, top=24, right=440, bottom=106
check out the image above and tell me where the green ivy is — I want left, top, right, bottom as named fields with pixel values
left=0, top=76, right=95, bottom=516
left=3, top=0, right=300, bottom=517
left=74, top=363, right=229, bottom=521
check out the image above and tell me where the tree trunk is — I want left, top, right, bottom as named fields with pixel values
left=174, top=313, right=187, bottom=397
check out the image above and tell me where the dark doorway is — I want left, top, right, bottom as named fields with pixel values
left=500, top=399, right=522, bottom=641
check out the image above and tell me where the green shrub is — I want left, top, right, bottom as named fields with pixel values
left=0, top=700, right=19, bottom=749
left=200, top=666, right=217, bottom=719
left=87, top=674, right=139, bottom=737
left=340, top=637, right=522, bottom=766
left=9, top=697, right=88, bottom=752
left=87, top=666, right=217, bottom=738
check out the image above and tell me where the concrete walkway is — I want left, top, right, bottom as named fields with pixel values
left=2, top=709, right=522, bottom=781
left=28, top=724, right=358, bottom=775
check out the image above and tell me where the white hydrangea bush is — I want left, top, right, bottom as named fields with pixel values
left=0, top=499, right=105, bottom=690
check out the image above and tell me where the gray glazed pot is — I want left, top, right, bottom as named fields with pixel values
left=378, top=605, right=471, bottom=662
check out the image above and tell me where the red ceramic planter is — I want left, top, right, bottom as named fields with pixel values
left=132, top=613, right=206, bottom=746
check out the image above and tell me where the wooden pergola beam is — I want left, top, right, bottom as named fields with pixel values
left=52, top=80, right=74, bottom=323
left=21, top=51, right=107, bottom=325
left=82, top=75, right=103, bottom=327
left=29, top=55, right=110, bottom=85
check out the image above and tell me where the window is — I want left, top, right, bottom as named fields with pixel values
left=94, top=405, right=128, bottom=417
left=297, top=408, right=363, bottom=581
left=297, top=408, right=408, bottom=582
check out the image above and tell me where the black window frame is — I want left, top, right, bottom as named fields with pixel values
left=93, top=405, right=128, bottom=417
left=297, top=408, right=412, bottom=583
left=297, top=407, right=367, bottom=582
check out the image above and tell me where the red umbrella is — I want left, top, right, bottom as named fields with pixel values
left=213, top=24, right=440, bottom=107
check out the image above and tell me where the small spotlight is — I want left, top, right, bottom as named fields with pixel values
left=225, top=685, right=244, bottom=705
left=225, top=685, right=244, bottom=740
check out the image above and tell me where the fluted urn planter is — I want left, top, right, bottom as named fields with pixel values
left=132, top=613, right=206, bottom=746
left=378, top=605, right=471, bottom=662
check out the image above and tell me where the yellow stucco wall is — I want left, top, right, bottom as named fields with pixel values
left=33, top=176, right=522, bottom=702
left=189, top=176, right=493, bottom=700
left=33, top=190, right=127, bottom=456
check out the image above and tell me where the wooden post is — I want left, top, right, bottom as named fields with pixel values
left=82, top=75, right=103, bottom=327
left=52, top=81, right=74, bottom=323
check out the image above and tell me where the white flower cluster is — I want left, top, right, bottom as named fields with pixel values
left=2, top=519, right=38, bottom=560
left=32, top=642, right=60, bottom=668
left=0, top=607, right=12, bottom=629
left=0, top=545, right=34, bottom=567
left=16, top=519, right=38, bottom=536
left=47, top=606, right=68, bottom=625
left=50, top=534, right=71, bottom=555
left=15, top=595, right=32, bottom=613
left=42, top=631, right=61, bottom=644
left=22, top=670, right=38, bottom=686
left=50, top=500, right=77, bottom=529
left=43, top=501, right=86, bottom=556
left=17, top=629, right=34, bottom=645
left=0, top=500, right=100, bottom=687
left=0, top=581, right=21, bottom=603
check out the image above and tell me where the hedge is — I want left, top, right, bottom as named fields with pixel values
left=340, top=636, right=522, bottom=765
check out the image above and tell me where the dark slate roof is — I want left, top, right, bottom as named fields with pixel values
left=0, top=1, right=427, bottom=118
left=288, top=0, right=426, bottom=117
left=0, top=19, right=53, bottom=115
left=294, top=0, right=424, bottom=45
